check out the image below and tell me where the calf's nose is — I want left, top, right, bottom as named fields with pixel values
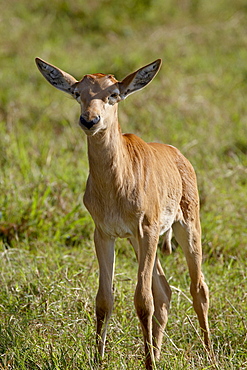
left=80, top=115, right=100, bottom=129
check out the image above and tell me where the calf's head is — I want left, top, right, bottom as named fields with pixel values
left=35, top=58, right=161, bottom=136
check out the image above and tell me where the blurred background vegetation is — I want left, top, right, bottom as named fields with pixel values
left=1, top=0, right=246, bottom=255
left=0, top=0, right=246, bottom=369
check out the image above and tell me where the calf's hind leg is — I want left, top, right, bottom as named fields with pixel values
left=172, top=220, right=211, bottom=348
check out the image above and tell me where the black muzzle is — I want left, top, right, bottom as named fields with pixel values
left=80, top=115, right=100, bottom=129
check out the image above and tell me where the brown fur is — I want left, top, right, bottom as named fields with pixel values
left=36, top=57, right=212, bottom=369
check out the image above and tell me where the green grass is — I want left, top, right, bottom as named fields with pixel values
left=0, top=0, right=247, bottom=369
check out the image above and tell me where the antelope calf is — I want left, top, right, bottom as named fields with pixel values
left=36, top=57, right=211, bottom=369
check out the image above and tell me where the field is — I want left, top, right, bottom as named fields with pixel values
left=0, top=0, right=247, bottom=369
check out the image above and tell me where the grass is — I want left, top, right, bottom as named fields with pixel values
left=0, top=0, right=247, bottom=368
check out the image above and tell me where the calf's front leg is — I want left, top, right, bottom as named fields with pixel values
left=94, top=228, right=115, bottom=359
left=134, top=227, right=159, bottom=370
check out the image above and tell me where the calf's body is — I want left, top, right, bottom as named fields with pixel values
left=36, top=57, right=211, bottom=369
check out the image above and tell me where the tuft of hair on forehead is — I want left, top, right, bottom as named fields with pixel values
left=83, top=73, right=118, bottom=83
left=107, top=75, right=118, bottom=84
